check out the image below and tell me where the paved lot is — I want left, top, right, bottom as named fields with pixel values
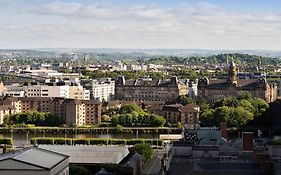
left=167, top=157, right=194, bottom=175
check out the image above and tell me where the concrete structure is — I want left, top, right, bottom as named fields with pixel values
left=0, top=97, right=101, bottom=126
left=0, top=147, right=69, bottom=175
left=115, top=76, right=187, bottom=102
left=81, top=78, right=115, bottom=102
left=198, top=60, right=277, bottom=103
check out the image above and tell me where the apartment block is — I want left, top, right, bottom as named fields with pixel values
left=81, top=78, right=115, bottom=102
left=0, top=97, right=101, bottom=126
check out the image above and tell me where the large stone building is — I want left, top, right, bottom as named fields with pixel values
left=115, top=76, right=188, bottom=102
left=0, top=97, right=101, bottom=126
left=198, top=60, right=277, bottom=103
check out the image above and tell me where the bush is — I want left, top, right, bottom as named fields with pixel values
left=37, top=138, right=54, bottom=145
left=0, top=138, right=12, bottom=145
left=30, top=137, right=163, bottom=146
left=109, top=139, right=126, bottom=145
left=73, top=139, right=90, bottom=145
left=54, top=138, right=73, bottom=145
left=126, top=139, right=144, bottom=145
left=89, top=138, right=108, bottom=145
left=131, top=143, right=153, bottom=163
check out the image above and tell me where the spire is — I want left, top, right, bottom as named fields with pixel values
left=227, top=58, right=238, bottom=85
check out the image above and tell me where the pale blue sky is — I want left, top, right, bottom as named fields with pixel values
left=1, top=0, right=281, bottom=50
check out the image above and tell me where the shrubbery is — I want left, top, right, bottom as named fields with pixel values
left=0, top=138, right=13, bottom=145
left=111, top=104, right=166, bottom=127
left=4, top=111, right=60, bottom=126
left=30, top=137, right=163, bottom=146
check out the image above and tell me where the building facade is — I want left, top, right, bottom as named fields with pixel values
left=81, top=78, right=115, bottom=102
left=0, top=97, right=101, bottom=126
left=2, top=83, right=89, bottom=100
left=198, top=60, right=277, bottom=103
left=161, top=103, right=200, bottom=129
left=115, top=76, right=188, bottom=102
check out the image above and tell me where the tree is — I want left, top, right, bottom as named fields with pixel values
left=228, top=107, right=254, bottom=127
left=131, top=143, right=153, bottom=163
left=119, top=104, right=143, bottom=114
left=176, top=95, right=193, bottom=105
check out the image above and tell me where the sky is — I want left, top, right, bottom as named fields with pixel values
left=1, top=0, right=281, bottom=50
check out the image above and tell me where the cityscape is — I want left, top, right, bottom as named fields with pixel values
left=1, top=0, right=281, bottom=175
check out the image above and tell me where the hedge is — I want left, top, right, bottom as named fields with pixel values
left=0, top=138, right=13, bottom=145
left=30, top=137, right=163, bottom=146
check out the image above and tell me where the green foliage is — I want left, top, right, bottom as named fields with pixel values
left=53, top=138, right=72, bottom=145
left=73, top=139, right=90, bottom=145
left=30, top=137, right=163, bottom=146
left=5, top=111, right=60, bottom=126
left=131, top=143, right=153, bottom=164
left=119, top=104, right=143, bottom=114
left=0, top=138, right=13, bottom=145
left=111, top=104, right=166, bottom=127
left=200, top=92, right=269, bottom=127
left=89, top=138, right=109, bottom=145
left=175, top=95, right=193, bottom=105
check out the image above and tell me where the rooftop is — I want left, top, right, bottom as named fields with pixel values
left=0, top=147, right=69, bottom=170
left=39, top=145, right=129, bottom=165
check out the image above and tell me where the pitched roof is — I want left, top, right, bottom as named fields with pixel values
left=39, top=145, right=129, bottom=165
left=205, top=79, right=265, bottom=90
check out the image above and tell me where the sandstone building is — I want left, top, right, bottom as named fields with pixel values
left=198, top=60, right=277, bottom=103
left=115, top=76, right=188, bottom=102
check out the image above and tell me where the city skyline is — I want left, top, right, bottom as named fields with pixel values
left=1, top=0, right=281, bottom=50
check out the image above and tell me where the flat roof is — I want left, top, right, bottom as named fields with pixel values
left=0, top=147, right=69, bottom=170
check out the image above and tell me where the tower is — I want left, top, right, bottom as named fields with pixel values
left=227, top=58, right=238, bottom=85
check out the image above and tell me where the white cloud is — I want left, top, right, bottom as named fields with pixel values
left=1, top=1, right=281, bottom=50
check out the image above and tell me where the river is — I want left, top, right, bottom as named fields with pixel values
left=0, top=133, right=160, bottom=147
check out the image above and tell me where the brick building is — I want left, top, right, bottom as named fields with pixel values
left=0, top=97, right=101, bottom=126
left=161, top=103, right=200, bottom=129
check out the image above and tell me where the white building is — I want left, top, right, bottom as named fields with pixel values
left=0, top=147, right=69, bottom=175
left=81, top=78, right=115, bottom=102
left=26, top=85, right=70, bottom=98
left=2, top=85, right=26, bottom=97
left=3, top=83, right=89, bottom=100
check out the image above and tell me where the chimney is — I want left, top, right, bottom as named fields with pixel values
left=220, top=123, right=228, bottom=139
left=242, top=132, right=254, bottom=151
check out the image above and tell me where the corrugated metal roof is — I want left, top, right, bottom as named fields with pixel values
left=39, top=145, right=129, bottom=164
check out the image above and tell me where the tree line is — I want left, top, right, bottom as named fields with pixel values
left=199, top=92, right=269, bottom=127
left=4, top=111, right=59, bottom=126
